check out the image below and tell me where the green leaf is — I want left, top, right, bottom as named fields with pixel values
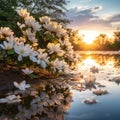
left=7, top=49, right=15, bottom=55
left=28, top=74, right=38, bottom=79
left=0, top=54, right=3, bottom=59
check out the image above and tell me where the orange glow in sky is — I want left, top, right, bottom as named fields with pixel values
left=79, top=30, right=113, bottom=44
left=79, top=30, right=100, bottom=44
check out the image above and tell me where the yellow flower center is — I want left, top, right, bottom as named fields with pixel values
left=20, top=49, right=25, bottom=54
left=6, top=45, right=11, bottom=50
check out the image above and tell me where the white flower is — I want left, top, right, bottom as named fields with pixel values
left=6, top=95, right=21, bottom=103
left=93, top=89, right=108, bottom=95
left=29, top=49, right=38, bottom=63
left=43, top=21, right=67, bottom=38
left=0, top=39, right=14, bottom=50
left=14, top=37, right=26, bottom=44
left=39, top=16, right=51, bottom=24
left=0, top=27, right=14, bottom=36
left=43, top=22, right=57, bottom=32
left=37, top=52, right=49, bottom=68
left=17, top=9, right=30, bottom=18
left=27, top=28, right=38, bottom=42
left=41, top=61, right=47, bottom=68
left=0, top=98, right=7, bottom=103
left=25, top=15, right=35, bottom=21
left=65, top=51, right=78, bottom=63
left=51, top=58, right=67, bottom=73
left=84, top=74, right=96, bottom=86
left=109, top=75, right=120, bottom=84
left=14, top=80, right=31, bottom=90
left=60, top=37, right=72, bottom=46
left=59, top=38, right=73, bottom=53
left=25, top=19, right=41, bottom=31
left=56, top=25, right=67, bottom=38
left=17, top=22, right=26, bottom=29
left=0, top=95, right=21, bottom=104
left=90, top=66, right=99, bottom=73
left=22, top=68, right=33, bottom=74
left=14, top=42, right=31, bottom=61
left=47, top=43, right=64, bottom=56
left=83, top=97, right=98, bottom=104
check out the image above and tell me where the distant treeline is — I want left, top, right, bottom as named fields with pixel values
left=69, top=29, right=120, bottom=51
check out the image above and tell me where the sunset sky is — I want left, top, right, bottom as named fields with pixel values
left=66, top=0, right=120, bottom=43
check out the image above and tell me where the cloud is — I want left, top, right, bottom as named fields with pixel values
left=78, top=0, right=92, bottom=2
left=91, top=14, right=120, bottom=27
left=92, top=6, right=103, bottom=12
left=92, top=14, right=120, bottom=22
left=111, top=22, right=120, bottom=27
left=66, top=6, right=103, bottom=29
left=91, top=14, right=112, bottom=21
left=66, top=5, right=120, bottom=31
left=109, top=14, right=120, bottom=22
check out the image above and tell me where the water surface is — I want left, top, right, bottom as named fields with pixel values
left=65, top=51, right=120, bottom=120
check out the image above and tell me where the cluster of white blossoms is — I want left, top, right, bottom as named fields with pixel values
left=0, top=9, right=78, bottom=74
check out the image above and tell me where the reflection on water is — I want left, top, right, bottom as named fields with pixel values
left=65, top=52, right=120, bottom=120
left=1, top=52, right=120, bottom=120
left=0, top=79, right=73, bottom=120
left=79, top=53, right=120, bottom=67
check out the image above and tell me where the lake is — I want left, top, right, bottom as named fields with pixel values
left=0, top=51, right=120, bottom=120
left=65, top=51, right=120, bottom=120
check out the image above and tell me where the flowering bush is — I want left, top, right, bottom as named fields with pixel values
left=0, top=9, right=78, bottom=75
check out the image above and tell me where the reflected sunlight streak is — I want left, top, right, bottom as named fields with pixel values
left=77, top=56, right=99, bottom=72
left=83, top=57, right=98, bottom=66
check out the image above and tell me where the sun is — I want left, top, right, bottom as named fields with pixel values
left=79, top=30, right=99, bottom=44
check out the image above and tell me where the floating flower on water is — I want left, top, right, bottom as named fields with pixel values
left=22, top=68, right=33, bottom=75
left=96, top=83, right=106, bottom=87
left=83, top=97, right=98, bottom=104
left=93, top=89, right=108, bottom=95
left=90, top=66, right=99, bottom=73
left=6, top=95, right=21, bottom=103
left=0, top=95, right=21, bottom=104
left=13, top=80, right=31, bottom=90
left=16, top=105, right=32, bottom=120
left=84, top=74, right=96, bottom=86
left=109, top=75, right=120, bottom=84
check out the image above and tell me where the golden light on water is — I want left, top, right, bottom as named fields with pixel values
left=83, top=57, right=97, bottom=66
